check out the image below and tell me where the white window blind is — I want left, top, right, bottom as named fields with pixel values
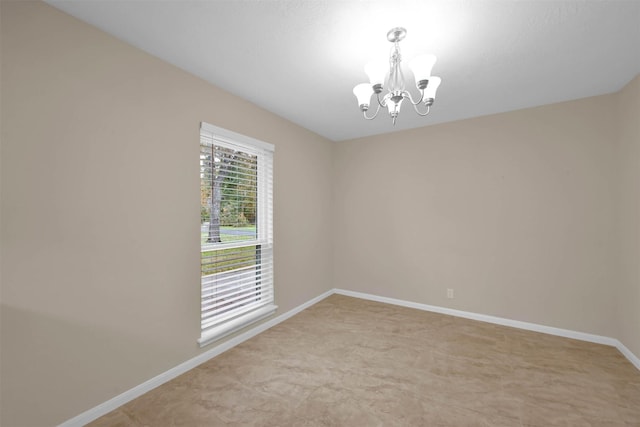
left=198, top=122, right=275, bottom=347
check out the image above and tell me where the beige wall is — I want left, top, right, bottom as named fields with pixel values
left=0, top=2, right=333, bottom=426
left=615, top=75, right=640, bottom=357
left=333, top=94, right=620, bottom=338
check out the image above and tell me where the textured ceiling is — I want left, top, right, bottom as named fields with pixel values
left=46, top=0, right=640, bottom=142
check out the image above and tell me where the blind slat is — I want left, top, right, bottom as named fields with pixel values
left=202, top=291, right=275, bottom=319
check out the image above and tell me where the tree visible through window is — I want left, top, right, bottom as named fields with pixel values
left=201, top=144, right=257, bottom=243
left=198, top=123, right=275, bottom=347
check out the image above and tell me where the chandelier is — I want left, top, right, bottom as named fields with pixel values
left=353, top=27, right=442, bottom=125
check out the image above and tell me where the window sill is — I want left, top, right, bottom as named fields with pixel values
left=197, top=304, right=278, bottom=348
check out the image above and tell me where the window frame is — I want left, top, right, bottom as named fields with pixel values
left=198, top=122, right=276, bottom=347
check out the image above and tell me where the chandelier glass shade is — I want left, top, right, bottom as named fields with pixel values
left=353, top=27, right=442, bottom=125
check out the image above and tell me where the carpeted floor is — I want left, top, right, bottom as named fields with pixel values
left=89, top=294, right=640, bottom=426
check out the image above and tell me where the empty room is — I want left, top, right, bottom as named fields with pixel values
left=1, top=0, right=639, bottom=426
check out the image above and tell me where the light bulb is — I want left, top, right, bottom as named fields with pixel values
left=409, top=54, right=437, bottom=89
left=353, top=83, right=373, bottom=109
left=364, top=60, right=388, bottom=86
left=423, top=76, right=441, bottom=101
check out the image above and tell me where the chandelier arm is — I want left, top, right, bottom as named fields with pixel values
left=375, top=91, right=388, bottom=108
left=402, top=90, right=426, bottom=106
left=411, top=103, right=431, bottom=116
left=363, top=103, right=381, bottom=120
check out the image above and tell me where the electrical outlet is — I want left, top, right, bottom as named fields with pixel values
left=447, top=288, right=454, bottom=299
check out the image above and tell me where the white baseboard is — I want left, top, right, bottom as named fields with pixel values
left=615, top=340, right=640, bottom=371
left=58, top=289, right=335, bottom=427
left=332, top=289, right=617, bottom=345
left=60, top=287, right=640, bottom=426
left=333, top=288, right=640, bottom=371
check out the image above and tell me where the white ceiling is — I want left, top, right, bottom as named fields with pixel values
left=46, top=0, right=640, bottom=142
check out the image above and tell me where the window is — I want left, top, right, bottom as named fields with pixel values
left=198, top=122, right=275, bottom=347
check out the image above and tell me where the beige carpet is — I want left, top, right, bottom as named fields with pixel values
left=89, top=294, right=640, bottom=426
